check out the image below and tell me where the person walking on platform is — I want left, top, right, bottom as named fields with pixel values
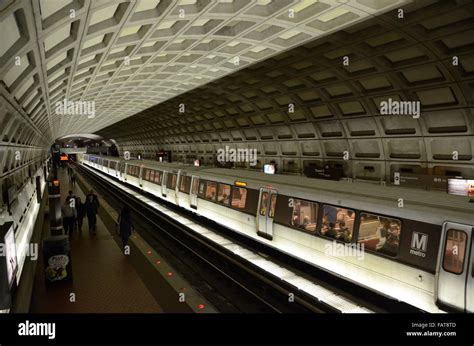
left=84, top=194, right=99, bottom=235
left=75, top=196, right=85, bottom=233
left=62, top=196, right=77, bottom=237
left=117, top=206, right=134, bottom=253
left=70, top=170, right=76, bottom=186
left=86, top=189, right=100, bottom=209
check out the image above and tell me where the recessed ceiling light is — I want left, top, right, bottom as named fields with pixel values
left=120, top=25, right=141, bottom=37
left=292, top=0, right=314, bottom=13
left=318, top=7, right=350, bottom=22
left=142, top=41, right=157, bottom=47
left=193, top=18, right=209, bottom=26
left=178, top=0, right=197, bottom=6
left=135, top=0, right=160, bottom=12
left=250, top=46, right=266, bottom=53
left=157, top=20, right=175, bottom=29
left=279, top=29, right=300, bottom=40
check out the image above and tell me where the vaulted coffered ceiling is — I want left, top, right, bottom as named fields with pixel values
left=1, top=0, right=411, bottom=142
left=98, top=0, right=474, bottom=181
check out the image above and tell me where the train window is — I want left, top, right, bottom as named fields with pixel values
left=217, top=184, right=231, bottom=205
left=198, top=180, right=206, bottom=198
left=191, top=178, right=199, bottom=195
left=259, top=191, right=269, bottom=216
left=205, top=181, right=217, bottom=201
left=357, top=213, right=401, bottom=257
left=443, top=229, right=467, bottom=275
left=149, top=170, right=154, bottom=182
left=269, top=194, right=277, bottom=219
left=172, top=174, right=177, bottom=189
left=291, top=199, right=318, bottom=233
left=179, top=175, right=187, bottom=192
left=179, top=176, right=191, bottom=194
left=231, top=187, right=247, bottom=209
left=320, top=205, right=355, bottom=243
left=154, top=171, right=162, bottom=185
left=145, top=169, right=151, bottom=181
left=167, top=174, right=177, bottom=189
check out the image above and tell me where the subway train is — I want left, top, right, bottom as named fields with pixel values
left=79, top=154, right=474, bottom=313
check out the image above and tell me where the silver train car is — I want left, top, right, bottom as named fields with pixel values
left=80, top=154, right=474, bottom=313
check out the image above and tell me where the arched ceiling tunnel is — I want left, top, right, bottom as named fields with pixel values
left=1, top=0, right=473, bottom=186
left=97, top=0, right=474, bottom=181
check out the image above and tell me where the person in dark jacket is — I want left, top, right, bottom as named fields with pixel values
left=118, top=206, right=134, bottom=252
left=84, top=194, right=98, bottom=235
left=86, top=189, right=100, bottom=209
left=70, top=171, right=76, bottom=186
left=62, top=197, right=77, bottom=237
left=67, top=190, right=75, bottom=200
left=75, top=196, right=85, bottom=232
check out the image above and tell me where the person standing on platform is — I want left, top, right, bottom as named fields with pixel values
left=62, top=197, right=77, bottom=237
left=75, top=196, right=85, bottom=233
left=84, top=194, right=99, bottom=235
left=117, top=206, right=134, bottom=253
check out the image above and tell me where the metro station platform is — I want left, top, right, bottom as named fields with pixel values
left=29, top=166, right=162, bottom=313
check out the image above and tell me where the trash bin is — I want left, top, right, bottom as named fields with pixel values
left=43, top=235, right=73, bottom=284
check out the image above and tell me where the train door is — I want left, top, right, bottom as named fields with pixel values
left=256, top=188, right=277, bottom=240
left=436, top=222, right=473, bottom=312
left=139, top=166, right=143, bottom=187
left=124, top=163, right=128, bottom=180
left=161, top=171, right=168, bottom=197
left=189, top=176, right=199, bottom=209
left=120, top=162, right=125, bottom=179
left=175, top=170, right=181, bottom=205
